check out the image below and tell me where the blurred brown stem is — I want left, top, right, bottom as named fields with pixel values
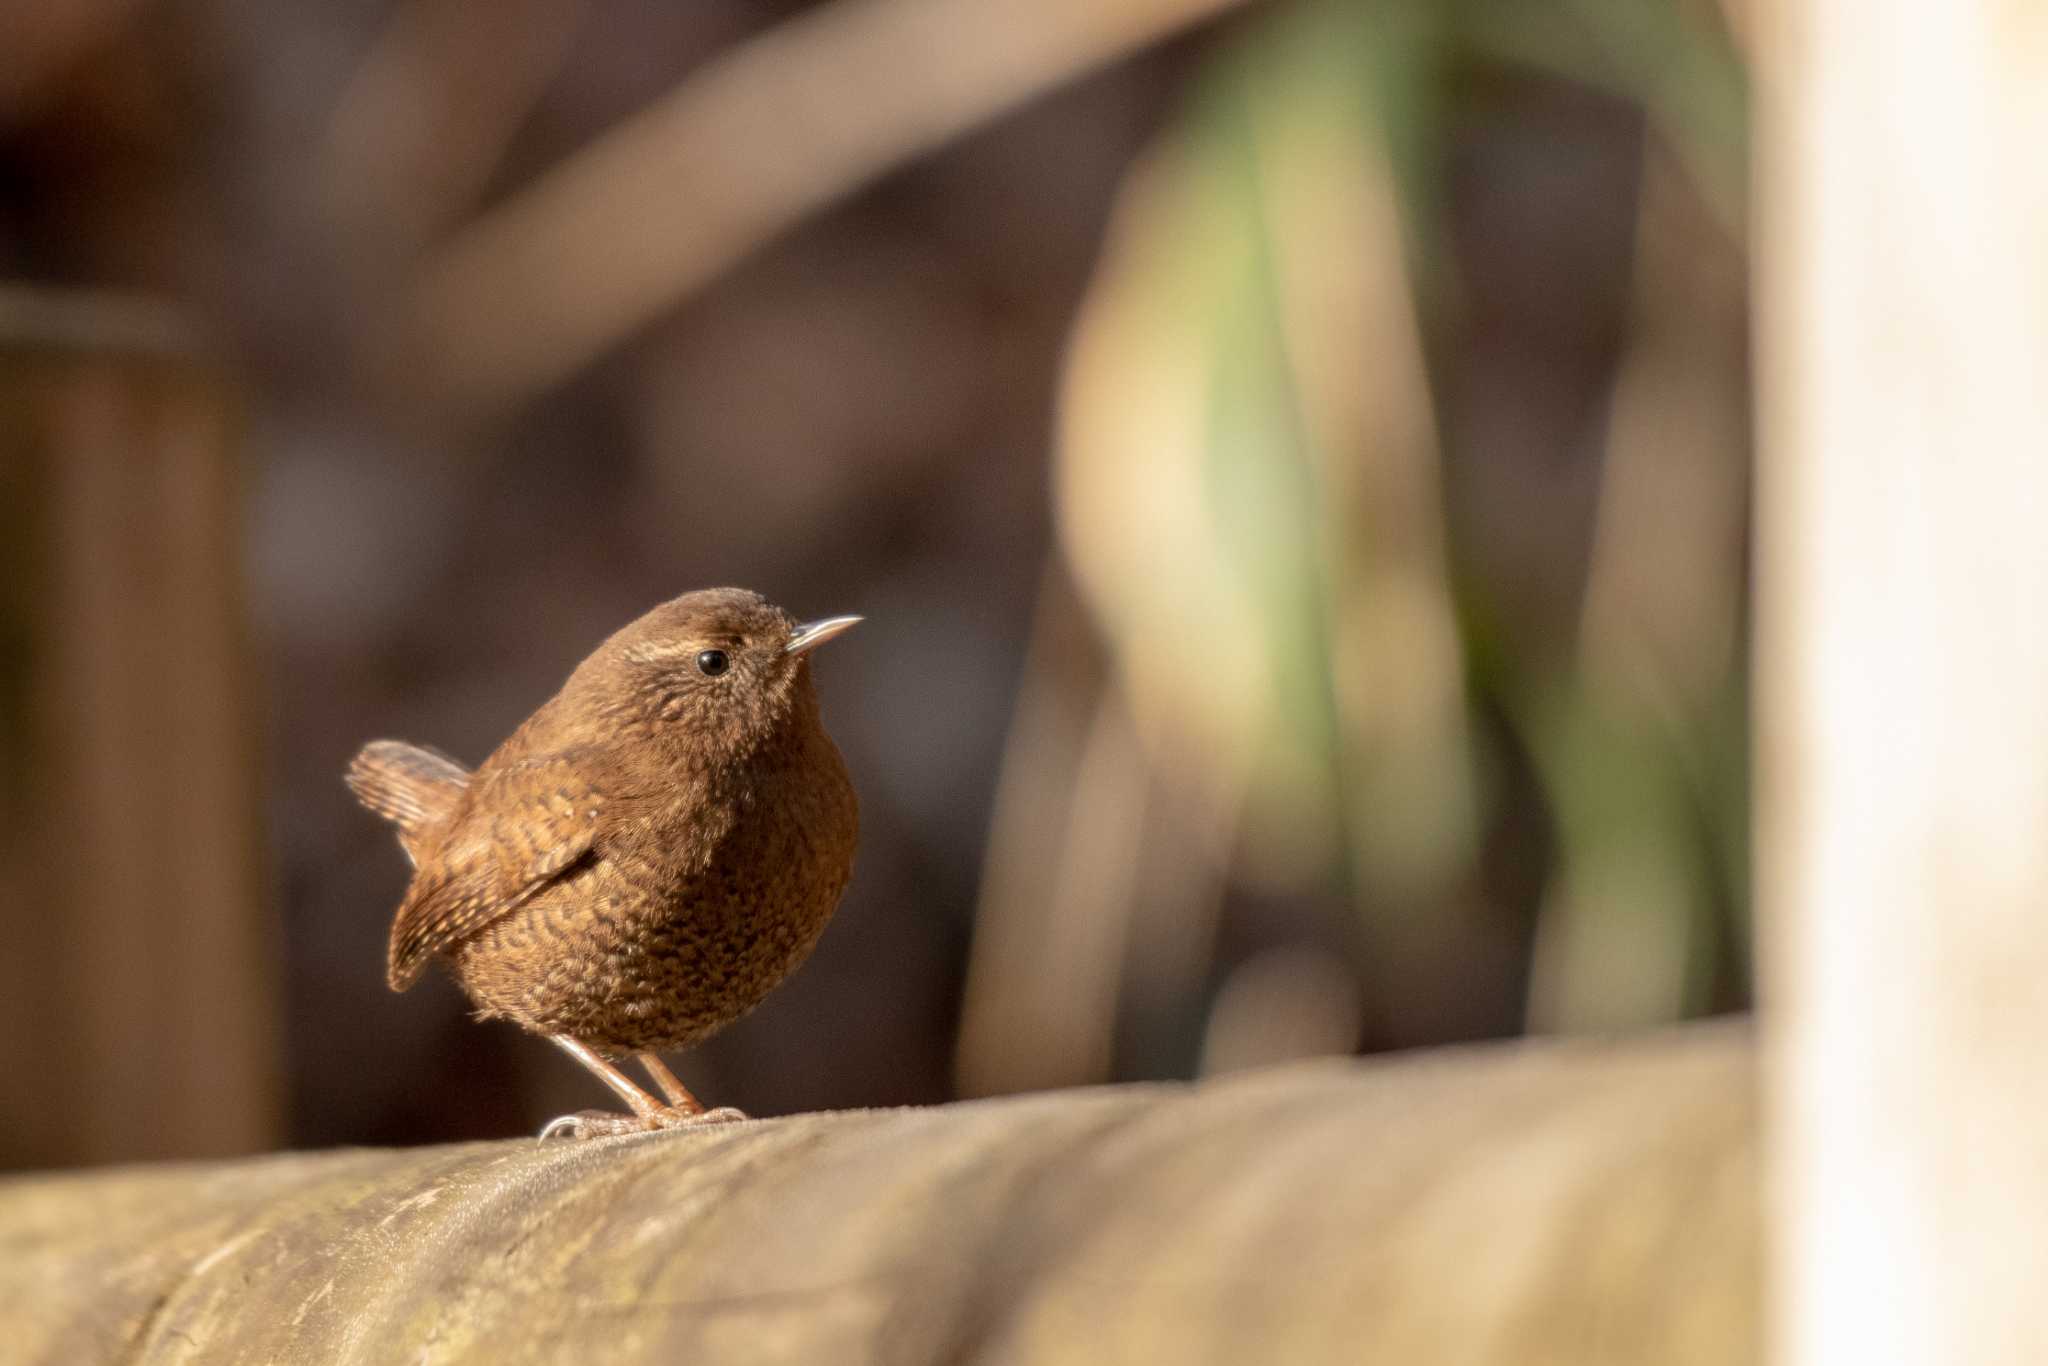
left=0, top=284, right=206, bottom=358
left=379, top=0, right=1257, bottom=423
left=0, top=0, right=148, bottom=120
left=319, top=0, right=591, bottom=265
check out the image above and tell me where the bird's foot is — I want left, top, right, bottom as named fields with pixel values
left=537, top=1104, right=749, bottom=1141
left=537, top=1109, right=643, bottom=1140
left=662, top=1105, right=749, bottom=1126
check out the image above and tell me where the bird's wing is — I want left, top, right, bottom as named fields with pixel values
left=385, top=750, right=608, bottom=990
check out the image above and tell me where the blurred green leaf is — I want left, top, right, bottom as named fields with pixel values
left=1058, top=0, right=1479, bottom=904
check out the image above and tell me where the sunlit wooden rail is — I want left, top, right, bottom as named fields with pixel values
left=0, top=1025, right=1754, bottom=1365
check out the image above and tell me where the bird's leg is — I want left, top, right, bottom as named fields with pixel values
left=539, top=1035, right=663, bottom=1139
left=557, top=1035, right=665, bottom=1114
left=638, top=1053, right=747, bottom=1124
left=635, top=1052, right=702, bottom=1111
left=538, top=1035, right=744, bottom=1139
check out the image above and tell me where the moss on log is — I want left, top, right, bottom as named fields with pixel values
left=0, top=1025, right=1755, bottom=1364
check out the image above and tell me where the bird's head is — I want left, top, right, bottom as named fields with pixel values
left=587, top=587, right=860, bottom=766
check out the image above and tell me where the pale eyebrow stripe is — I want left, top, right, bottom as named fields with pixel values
left=621, top=636, right=741, bottom=664
left=622, top=640, right=701, bottom=663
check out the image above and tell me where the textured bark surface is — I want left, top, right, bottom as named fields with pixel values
left=0, top=1025, right=1756, bottom=1365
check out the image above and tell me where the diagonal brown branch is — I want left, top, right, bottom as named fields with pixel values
left=378, top=0, right=1258, bottom=423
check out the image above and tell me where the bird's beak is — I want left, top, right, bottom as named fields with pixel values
left=785, top=615, right=863, bottom=656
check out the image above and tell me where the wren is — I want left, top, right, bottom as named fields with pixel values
left=346, top=588, right=860, bottom=1138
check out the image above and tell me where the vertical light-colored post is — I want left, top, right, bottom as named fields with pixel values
left=1757, top=4, right=2048, bottom=1363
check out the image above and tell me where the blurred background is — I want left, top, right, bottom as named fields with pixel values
left=0, top=0, right=1749, bottom=1169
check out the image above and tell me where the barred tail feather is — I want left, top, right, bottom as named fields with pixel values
left=346, top=740, right=470, bottom=841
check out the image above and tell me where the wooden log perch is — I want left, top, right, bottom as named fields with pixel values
left=0, top=1025, right=1755, bottom=1364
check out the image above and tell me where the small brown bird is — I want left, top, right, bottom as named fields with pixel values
left=346, top=588, right=860, bottom=1138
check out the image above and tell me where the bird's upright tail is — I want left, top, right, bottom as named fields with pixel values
left=346, top=740, right=470, bottom=858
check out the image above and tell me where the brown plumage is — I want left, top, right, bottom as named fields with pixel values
left=346, top=588, right=860, bottom=1137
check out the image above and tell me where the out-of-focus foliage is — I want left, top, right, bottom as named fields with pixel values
left=1059, top=0, right=1478, bottom=902
left=962, top=0, right=1750, bottom=1090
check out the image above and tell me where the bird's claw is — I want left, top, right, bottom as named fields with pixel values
left=679, top=1106, right=749, bottom=1126
left=537, top=1104, right=749, bottom=1141
left=538, top=1109, right=641, bottom=1141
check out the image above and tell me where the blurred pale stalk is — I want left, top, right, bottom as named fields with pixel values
left=1757, top=2, right=2048, bottom=1362
left=957, top=690, right=1147, bottom=1093
left=1525, top=151, right=1747, bottom=1033
left=1246, top=14, right=1477, bottom=908
left=319, top=0, right=590, bottom=266
left=1523, top=700, right=1701, bottom=1033
left=1712, top=0, right=1753, bottom=61
left=952, top=577, right=1100, bottom=1096
left=1057, top=0, right=1476, bottom=908
left=957, top=571, right=1235, bottom=1096
left=1199, top=943, right=1363, bottom=1076
left=1055, top=123, right=1275, bottom=870
left=383, top=0, right=1258, bottom=421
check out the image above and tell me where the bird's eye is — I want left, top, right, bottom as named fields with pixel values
left=696, top=649, right=730, bottom=677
